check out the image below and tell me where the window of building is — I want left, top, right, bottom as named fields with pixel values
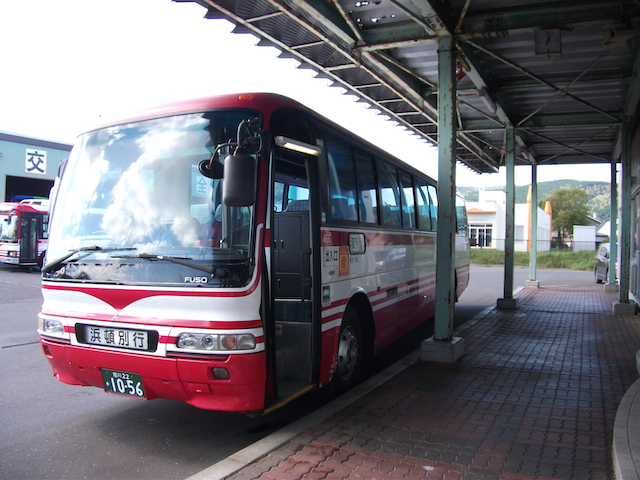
left=470, top=223, right=492, bottom=247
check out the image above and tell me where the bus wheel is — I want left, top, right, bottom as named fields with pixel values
left=333, top=306, right=363, bottom=392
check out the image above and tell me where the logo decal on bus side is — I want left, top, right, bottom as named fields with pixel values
left=185, top=277, right=209, bottom=284
left=339, top=246, right=349, bottom=276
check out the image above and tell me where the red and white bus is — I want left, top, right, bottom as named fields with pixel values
left=0, top=199, right=49, bottom=267
left=38, top=93, right=468, bottom=413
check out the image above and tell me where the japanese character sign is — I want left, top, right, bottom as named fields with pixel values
left=25, top=149, right=47, bottom=175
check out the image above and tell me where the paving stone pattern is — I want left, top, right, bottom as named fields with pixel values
left=228, top=284, right=640, bottom=480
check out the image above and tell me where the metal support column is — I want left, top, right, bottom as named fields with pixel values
left=434, top=34, right=456, bottom=341
left=527, top=164, right=539, bottom=288
left=614, top=122, right=634, bottom=313
left=606, top=159, right=619, bottom=291
left=421, top=35, right=464, bottom=363
left=497, top=127, right=519, bottom=309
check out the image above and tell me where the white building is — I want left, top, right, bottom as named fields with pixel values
left=466, top=189, right=552, bottom=252
left=573, top=225, right=597, bottom=252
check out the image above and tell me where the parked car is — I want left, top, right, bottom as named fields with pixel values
left=595, top=243, right=611, bottom=283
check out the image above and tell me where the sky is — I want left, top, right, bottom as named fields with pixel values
left=0, top=0, right=612, bottom=187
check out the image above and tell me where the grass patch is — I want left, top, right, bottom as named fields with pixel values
left=469, top=249, right=595, bottom=271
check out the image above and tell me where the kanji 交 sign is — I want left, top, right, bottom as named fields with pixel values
left=25, top=149, right=47, bottom=175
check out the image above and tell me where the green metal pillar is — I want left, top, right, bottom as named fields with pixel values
left=607, top=159, right=618, bottom=288
left=497, top=127, right=519, bottom=309
left=529, top=165, right=538, bottom=283
left=434, top=34, right=457, bottom=341
left=614, top=121, right=632, bottom=313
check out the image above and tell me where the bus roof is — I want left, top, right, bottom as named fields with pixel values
left=92, top=93, right=307, bottom=131
left=0, top=201, right=49, bottom=213
left=84, top=92, right=436, bottom=182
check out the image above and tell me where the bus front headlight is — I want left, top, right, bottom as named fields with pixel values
left=38, top=317, right=65, bottom=336
left=176, top=333, right=255, bottom=352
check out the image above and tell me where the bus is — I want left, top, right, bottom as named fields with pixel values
left=0, top=199, right=49, bottom=267
left=38, top=93, right=469, bottom=413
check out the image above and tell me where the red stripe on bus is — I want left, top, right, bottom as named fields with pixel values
left=320, top=229, right=436, bottom=247
left=42, top=283, right=261, bottom=311
left=50, top=313, right=263, bottom=330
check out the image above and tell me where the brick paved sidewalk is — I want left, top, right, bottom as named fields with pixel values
left=228, top=284, right=640, bottom=480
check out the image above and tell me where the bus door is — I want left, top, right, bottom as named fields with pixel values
left=272, top=156, right=317, bottom=400
left=19, top=213, right=39, bottom=264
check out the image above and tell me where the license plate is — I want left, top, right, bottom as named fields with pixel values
left=82, top=325, right=149, bottom=351
left=101, top=369, right=146, bottom=398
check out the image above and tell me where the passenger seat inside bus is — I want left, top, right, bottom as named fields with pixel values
left=331, top=197, right=357, bottom=220
left=284, top=200, right=309, bottom=212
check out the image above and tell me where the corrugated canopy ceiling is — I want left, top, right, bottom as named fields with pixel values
left=179, top=0, right=640, bottom=174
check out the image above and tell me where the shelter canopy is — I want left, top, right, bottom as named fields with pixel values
left=182, top=0, right=640, bottom=174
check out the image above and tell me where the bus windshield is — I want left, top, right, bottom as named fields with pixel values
left=44, top=110, right=259, bottom=287
left=0, top=211, right=18, bottom=243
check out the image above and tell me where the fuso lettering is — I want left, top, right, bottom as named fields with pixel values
left=185, top=277, right=209, bottom=284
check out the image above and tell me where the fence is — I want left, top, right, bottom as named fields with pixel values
left=470, top=238, right=601, bottom=252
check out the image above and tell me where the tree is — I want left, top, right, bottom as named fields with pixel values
left=540, top=188, right=589, bottom=249
left=588, top=193, right=611, bottom=221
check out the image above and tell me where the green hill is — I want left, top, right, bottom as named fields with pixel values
left=458, top=180, right=611, bottom=221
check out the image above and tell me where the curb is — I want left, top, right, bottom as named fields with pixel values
left=613, top=378, right=640, bottom=480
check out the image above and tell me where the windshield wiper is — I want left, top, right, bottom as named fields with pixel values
left=114, top=253, right=229, bottom=279
left=42, top=246, right=137, bottom=274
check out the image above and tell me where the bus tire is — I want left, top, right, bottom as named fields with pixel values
left=333, top=305, right=363, bottom=393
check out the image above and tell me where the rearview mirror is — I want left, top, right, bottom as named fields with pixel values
left=222, top=154, right=256, bottom=206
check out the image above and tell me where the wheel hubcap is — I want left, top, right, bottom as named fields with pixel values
left=337, top=326, right=359, bottom=380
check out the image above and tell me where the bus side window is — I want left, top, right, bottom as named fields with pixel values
left=378, top=161, right=401, bottom=227
left=354, top=149, right=378, bottom=224
left=456, top=194, right=468, bottom=235
left=416, top=181, right=431, bottom=231
left=399, top=170, right=415, bottom=229
left=274, top=181, right=285, bottom=213
left=326, top=135, right=357, bottom=222
left=42, top=214, right=49, bottom=239
left=427, top=184, right=438, bottom=231
left=284, top=185, right=309, bottom=212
